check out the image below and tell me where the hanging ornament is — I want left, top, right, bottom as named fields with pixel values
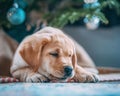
left=83, top=0, right=100, bottom=30
left=84, top=0, right=98, bottom=4
left=84, top=16, right=100, bottom=30
left=7, top=3, right=26, bottom=25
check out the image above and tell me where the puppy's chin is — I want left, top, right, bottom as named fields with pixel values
left=50, top=72, right=75, bottom=82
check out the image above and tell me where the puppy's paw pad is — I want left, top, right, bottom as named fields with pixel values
left=26, top=73, right=49, bottom=83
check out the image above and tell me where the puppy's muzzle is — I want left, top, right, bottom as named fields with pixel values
left=64, top=66, right=73, bottom=77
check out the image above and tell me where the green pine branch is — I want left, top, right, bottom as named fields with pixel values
left=0, top=0, right=120, bottom=28
left=49, top=8, right=109, bottom=28
left=48, top=0, right=120, bottom=28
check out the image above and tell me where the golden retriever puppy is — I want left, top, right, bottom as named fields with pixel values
left=10, top=27, right=99, bottom=82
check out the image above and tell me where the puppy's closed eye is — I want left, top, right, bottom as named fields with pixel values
left=49, top=52, right=59, bottom=57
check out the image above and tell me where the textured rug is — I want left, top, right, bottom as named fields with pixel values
left=0, top=73, right=120, bottom=96
left=0, top=83, right=120, bottom=96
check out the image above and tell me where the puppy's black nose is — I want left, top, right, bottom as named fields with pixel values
left=64, top=66, right=73, bottom=76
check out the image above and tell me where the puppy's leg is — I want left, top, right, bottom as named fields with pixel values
left=11, top=68, right=49, bottom=82
left=73, top=65, right=99, bottom=83
left=67, top=36, right=99, bottom=82
left=74, top=41, right=99, bottom=82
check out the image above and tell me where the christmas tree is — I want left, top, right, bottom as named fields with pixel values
left=0, top=0, right=120, bottom=41
left=0, top=0, right=120, bottom=27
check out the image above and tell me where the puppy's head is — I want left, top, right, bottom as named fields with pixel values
left=20, top=27, right=77, bottom=81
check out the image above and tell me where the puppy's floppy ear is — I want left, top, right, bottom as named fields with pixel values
left=72, top=49, right=77, bottom=68
left=19, top=35, right=51, bottom=72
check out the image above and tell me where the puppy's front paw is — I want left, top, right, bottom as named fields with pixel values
left=83, top=73, right=99, bottom=83
left=74, top=72, right=99, bottom=83
left=73, top=66, right=99, bottom=83
left=26, top=73, right=49, bottom=83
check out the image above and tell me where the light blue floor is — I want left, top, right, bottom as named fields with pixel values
left=0, top=83, right=120, bottom=96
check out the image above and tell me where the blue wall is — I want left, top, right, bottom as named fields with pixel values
left=64, top=26, right=120, bottom=68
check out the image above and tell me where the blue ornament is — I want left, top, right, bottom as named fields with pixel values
left=84, top=16, right=100, bottom=30
left=7, top=7, right=26, bottom=25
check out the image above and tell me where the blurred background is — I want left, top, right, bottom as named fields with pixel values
left=0, top=0, right=120, bottom=76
